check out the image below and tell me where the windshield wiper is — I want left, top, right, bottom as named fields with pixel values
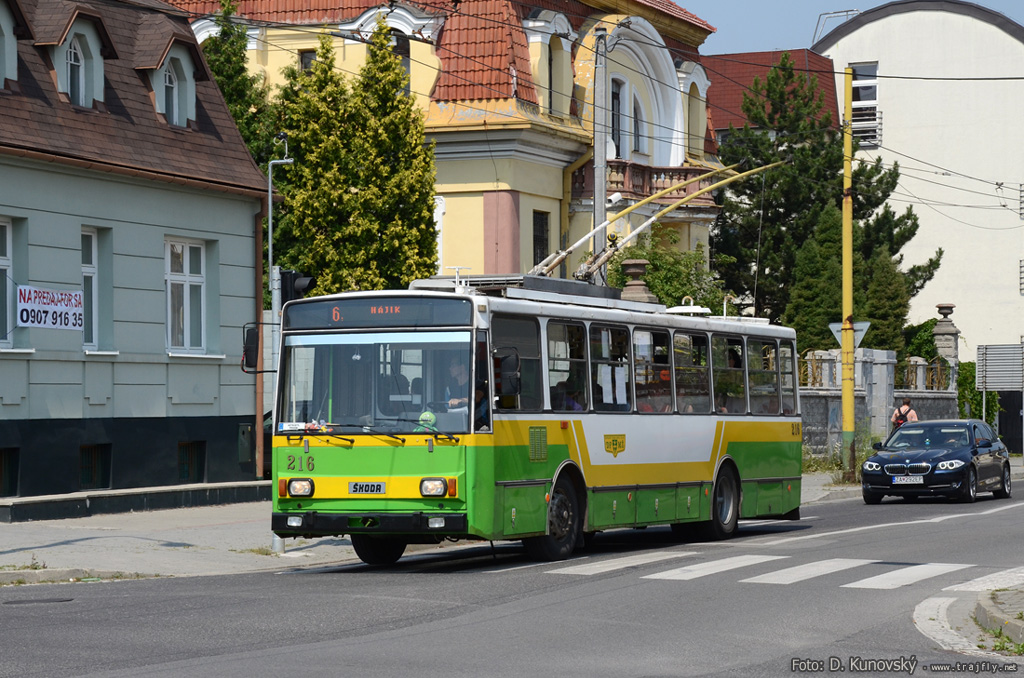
left=361, top=425, right=406, bottom=443
left=388, top=417, right=461, bottom=443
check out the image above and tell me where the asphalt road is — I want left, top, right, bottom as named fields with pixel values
left=2, top=493, right=1023, bottom=678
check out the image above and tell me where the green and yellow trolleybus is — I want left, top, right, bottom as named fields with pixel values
left=270, top=275, right=802, bottom=565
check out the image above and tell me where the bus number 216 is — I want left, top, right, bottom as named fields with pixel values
left=287, top=455, right=315, bottom=472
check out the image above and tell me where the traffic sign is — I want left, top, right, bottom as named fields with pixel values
left=829, top=321, right=871, bottom=349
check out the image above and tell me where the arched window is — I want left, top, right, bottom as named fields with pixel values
left=610, top=79, right=623, bottom=159
left=390, top=30, right=410, bottom=96
left=67, top=37, right=84, bottom=106
left=163, top=63, right=178, bottom=125
left=633, top=94, right=647, bottom=155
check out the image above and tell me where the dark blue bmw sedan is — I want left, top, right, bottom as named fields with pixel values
left=861, top=419, right=1012, bottom=504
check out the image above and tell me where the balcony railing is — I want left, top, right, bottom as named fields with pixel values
left=571, top=160, right=719, bottom=208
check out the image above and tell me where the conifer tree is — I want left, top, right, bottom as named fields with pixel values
left=861, top=246, right=910, bottom=354
left=782, top=205, right=844, bottom=351
left=275, top=21, right=437, bottom=293
left=715, top=52, right=941, bottom=324
left=200, top=0, right=275, bottom=166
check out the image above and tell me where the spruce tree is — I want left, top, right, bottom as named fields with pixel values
left=861, top=246, right=910, bottom=353
left=200, top=0, right=275, bottom=166
left=782, top=205, right=843, bottom=351
left=715, top=52, right=941, bottom=325
left=276, top=21, right=437, bottom=293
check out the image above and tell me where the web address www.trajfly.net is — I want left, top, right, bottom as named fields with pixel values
left=790, top=656, right=1020, bottom=674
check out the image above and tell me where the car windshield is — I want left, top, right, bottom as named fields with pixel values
left=279, top=330, right=473, bottom=435
left=887, top=425, right=969, bottom=449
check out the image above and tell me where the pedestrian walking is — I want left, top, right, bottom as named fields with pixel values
left=891, top=398, right=918, bottom=431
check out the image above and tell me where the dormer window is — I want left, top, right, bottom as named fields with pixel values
left=67, top=37, right=84, bottom=105
left=53, top=19, right=108, bottom=109
left=150, top=45, right=197, bottom=127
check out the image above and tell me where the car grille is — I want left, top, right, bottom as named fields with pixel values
left=884, top=463, right=932, bottom=475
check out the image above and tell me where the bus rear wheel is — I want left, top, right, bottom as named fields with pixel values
left=351, top=535, right=407, bottom=566
left=701, top=466, right=739, bottom=541
left=523, top=476, right=580, bottom=561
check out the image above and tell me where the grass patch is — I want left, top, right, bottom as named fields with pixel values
left=231, top=547, right=278, bottom=557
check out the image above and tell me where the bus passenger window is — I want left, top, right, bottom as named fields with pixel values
left=492, top=315, right=543, bottom=410
left=712, top=336, right=746, bottom=414
left=747, top=339, right=780, bottom=414
left=590, top=325, right=631, bottom=411
left=548, top=322, right=589, bottom=412
left=779, top=341, right=797, bottom=414
left=674, top=333, right=710, bottom=413
left=634, top=329, right=671, bottom=413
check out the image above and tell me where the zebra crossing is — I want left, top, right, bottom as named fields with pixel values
left=536, top=549, right=1019, bottom=591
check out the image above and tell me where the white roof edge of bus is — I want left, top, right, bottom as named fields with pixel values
left=666, top=305, right=711, bottom=315
left=502, top=286, right=666, bottom=313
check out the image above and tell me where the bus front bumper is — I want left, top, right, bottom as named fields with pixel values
left=272, top=511, right=468, bottom=538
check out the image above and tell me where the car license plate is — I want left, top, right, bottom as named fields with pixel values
left=892, top=475, right=923, bottom=485
left=349, top=482, right=386, bottom=494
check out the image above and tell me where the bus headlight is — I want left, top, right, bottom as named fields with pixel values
left=288, top=479, right=314, bottom=496
left=420, top=478, right=448, bottom=497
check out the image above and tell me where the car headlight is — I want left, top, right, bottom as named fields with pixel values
left=288, top=478, right=314, bottom=496
left=937, top=459, right=965, bottom=471
left=862, top=460, right=881, bottom=472
left=420, top=478, right=448, bottom=497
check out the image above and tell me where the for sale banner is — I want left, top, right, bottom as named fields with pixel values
left=17, top=285, right=85, bottom=330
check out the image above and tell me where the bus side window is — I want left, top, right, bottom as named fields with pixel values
left=590, top=325, right=631, bottom=412
left=712, top=335, right=746, bottom=414
left=747, top=338, right=780, bottom=415
left=780, top=341, right=797, bottom=414
left=548, top=322, right=589, bottom=412
left=634, top=329, right=671, bottom=413
left=674, top=332, right=710, bottom=413
left=492, top=315, right=543, bottom=411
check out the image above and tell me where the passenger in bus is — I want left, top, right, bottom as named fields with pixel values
left=446, top=357, right=470, bottom=409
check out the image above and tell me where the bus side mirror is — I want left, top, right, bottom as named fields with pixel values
left=242, top=324, right=260, bottom=371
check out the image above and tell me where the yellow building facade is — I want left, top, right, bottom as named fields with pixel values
left=184, top=0, right=721, bottom=280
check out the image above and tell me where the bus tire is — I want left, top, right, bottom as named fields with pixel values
left=351, top=535, right=407, bottom=566
left=523, top=476, right=580, bottom=561
left=701, top=466, right=739, bottom=541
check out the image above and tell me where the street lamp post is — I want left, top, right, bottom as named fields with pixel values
left=267, top=134, right=293, bottom=382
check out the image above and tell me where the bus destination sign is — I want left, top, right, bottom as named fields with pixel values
left=284, top=296, right=473, bottom=330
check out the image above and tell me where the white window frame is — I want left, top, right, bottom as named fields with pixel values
left=632, top=94, right=648, bottom=156
left=81, top=228, right=97, bottom=350
left=0, top=218, right=11, bottom=348
left=67, top=36, right=84, bottom=106
left=850, top=62, right=880, bottom=147
left=163, top=63, right=179, bottom=126
left=165, top=239, right=205, bottom=352
left=610, top=78, right=624, bottom=159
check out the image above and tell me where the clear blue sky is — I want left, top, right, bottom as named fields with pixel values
left=678, top=1, right=1024, bottom=55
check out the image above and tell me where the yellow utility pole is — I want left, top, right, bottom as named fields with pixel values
left=842, top=67, right=856, bottom=480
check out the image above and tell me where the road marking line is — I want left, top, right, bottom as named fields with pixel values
left=548, top=550, right=695, bottom=576
left=641, top=554, right=789, bottom=581
left=760, top=502, right=1024, bottom=547
left=843, top=563, right=972, bottom=590
left=943, top=565, right=1024, bottom=591
left=740, top=558, right=879, bottom=584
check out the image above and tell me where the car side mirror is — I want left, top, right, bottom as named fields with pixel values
left=872, top=442, right=882, bottom=450
left=977, top=439, right=992, bottom=448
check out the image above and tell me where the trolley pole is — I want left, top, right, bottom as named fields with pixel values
left=841, top=68, right=856, bottom=481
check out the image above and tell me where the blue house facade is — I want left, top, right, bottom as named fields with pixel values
left=0, top=0, right=266, bottom=503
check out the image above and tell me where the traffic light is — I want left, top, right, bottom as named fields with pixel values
left=280, top=269, right=316, bottom=303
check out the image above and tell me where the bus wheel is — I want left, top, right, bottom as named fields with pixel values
left=523, top=476, right=580, bottom=561
left=351, top=535, right=407, bottom=566
left=701, top=467, right=739, bottom=541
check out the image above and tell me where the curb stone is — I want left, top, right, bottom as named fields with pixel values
left=0, top=568, right=148, bottom=586
left=975, top=592, right=1024, bottom=646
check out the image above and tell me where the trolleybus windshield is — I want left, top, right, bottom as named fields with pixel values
left=279, top=330, right=473, bottom=435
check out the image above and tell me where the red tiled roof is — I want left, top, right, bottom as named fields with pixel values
left=1, top=0, right=264, bottom=194
left=167, top=0, right=713, bottom=104
left=703, top=50, right=840, bottom=132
